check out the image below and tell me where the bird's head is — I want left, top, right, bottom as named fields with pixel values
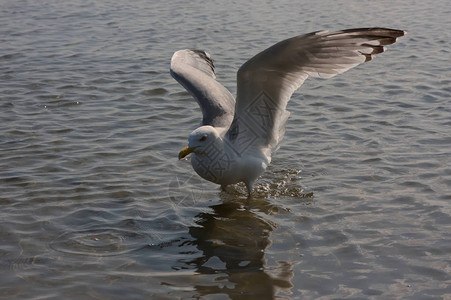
left=178, top=126, right=221, bottom=159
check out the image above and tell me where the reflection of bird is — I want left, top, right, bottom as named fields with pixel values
left=172, top=28, right=405, bottom=195
left=187, top=199, right=294, bottom=298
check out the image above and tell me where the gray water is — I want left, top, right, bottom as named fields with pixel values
left=1, top=0, right=450, bottom=299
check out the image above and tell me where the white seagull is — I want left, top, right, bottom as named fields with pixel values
left=171, top=28, right=405, bottom=196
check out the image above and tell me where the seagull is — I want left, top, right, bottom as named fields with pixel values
left=171, top=28, right=405, bottom=196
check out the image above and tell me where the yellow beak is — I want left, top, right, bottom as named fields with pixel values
left=178, top=146, right=196, bottom=160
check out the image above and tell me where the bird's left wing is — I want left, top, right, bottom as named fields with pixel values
left=226, top=28, right=405, bottom=156
left=170, top=49, right=235, bottom=128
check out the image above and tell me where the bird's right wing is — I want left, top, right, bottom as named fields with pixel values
left=170, top=49, right=235, bottom=128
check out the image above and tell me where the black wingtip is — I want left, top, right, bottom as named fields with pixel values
left=191, top=49, right=215, bottom=74
left=340, top=27, right=406, bottom=38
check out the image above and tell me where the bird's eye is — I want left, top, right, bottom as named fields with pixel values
left=200, top=135, right=207, bottom=142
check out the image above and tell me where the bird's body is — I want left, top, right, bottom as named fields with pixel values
left=172, top=28, right=405, bottom=195
left=183, top=125, right=269, bottom=193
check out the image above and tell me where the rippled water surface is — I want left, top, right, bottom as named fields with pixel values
left=1, top=0, right=450, bottom=298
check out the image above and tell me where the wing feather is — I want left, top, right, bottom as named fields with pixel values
left=170, top=49, right=235, bottom=127
left=227, top=28, right=405, bottom=155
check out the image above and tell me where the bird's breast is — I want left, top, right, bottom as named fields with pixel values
left=191, top=151, right=267, bottom=186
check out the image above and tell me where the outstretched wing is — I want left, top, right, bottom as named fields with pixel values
left=170, top=49, right=235, bottom=128
left=226, top=27, right=405, bottom=155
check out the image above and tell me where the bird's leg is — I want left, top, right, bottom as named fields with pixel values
left=245, top=181, right=254, bottom=198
